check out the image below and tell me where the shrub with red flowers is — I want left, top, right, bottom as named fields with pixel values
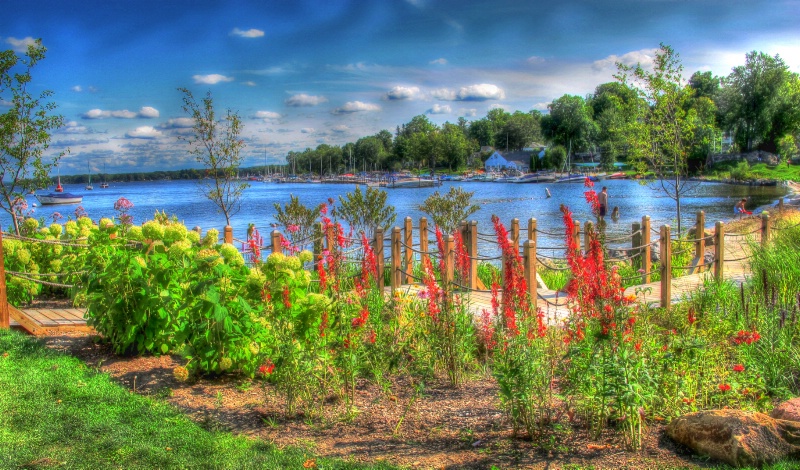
left=558, top=204, right=649, bottom=449
left=409, top=226, right=476, bottom=387
left=488, top=215, right=558, bottom=439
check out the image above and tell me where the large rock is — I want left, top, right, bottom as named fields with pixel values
left=772, top=397, right=800, bottom=422
left=666, top=409, right=800, bottom=467
left=687, top=227, right=715, bottom=246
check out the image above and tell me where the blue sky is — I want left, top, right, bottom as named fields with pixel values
left=3, top=0, right=799, bottom=175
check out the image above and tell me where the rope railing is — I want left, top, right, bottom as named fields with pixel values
left=536, top=258, right=571, bottom=271
left=536, top=292, right=569, bottom=307
left=723, top=227, right=762, bottom=237
left=5, top=271, right=78, bottom=289
left=534, top=228, right=565, bottom=237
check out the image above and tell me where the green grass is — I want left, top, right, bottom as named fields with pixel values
left=705, top=160, right=800, bottom=181
left=0, top=329, right=394, bottom=470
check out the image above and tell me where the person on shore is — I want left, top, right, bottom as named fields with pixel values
left=597, top=186, right=609, bottom=221
left=611, top=206, right=620, bottom=222
left=735, top=198, right=752, bottom=217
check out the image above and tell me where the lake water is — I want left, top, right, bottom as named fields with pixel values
left=9, top=178, right=789, bottom=253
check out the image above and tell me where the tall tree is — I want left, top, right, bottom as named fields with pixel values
left=0, top=39, right=65, bottom=235
left=718, top=51, right=798, bottom=152
left=436, top=122, right=472, bottom=170
left=615, top=44, right=696, bottom=234
left=541, top=95, right=594, bottom=169
left=588, top=82, right=640, bottom=169
left=178, top=88, right=248, bottom=227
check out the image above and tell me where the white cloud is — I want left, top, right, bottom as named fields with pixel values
left=456, top=84, right=505, bottom=101
left=230, top=27, right=264, bottom=38
left=385, top=86, right=421, bottom=101
left=331, top=125, right=349, bottom=133
left=300, top=128, right=315, bottom=133
left=192, top=74, right=234, bottom=84
left=433, top=84, right=505, bottom=101
left=427, top=104, right=451, bottom=114
left=60, top=121, right=89, bottom=134
left=82, top=107, right=158, bottom=119
left=429, top=58, right=447, bottom=65
left=459, top=108, right=477, bottom=117
left=532, top=102, right=550, bottom=111
left=527, top=56, right=545, bottom=65
left=71, top=85, right=82, bottom=92
left=83, top=109, right=136, bottom=119
left=592, top=48, right=658, bottom=71
left=285, top=93, right=328, bottom=107
left=125, top=126, right=163, bottom=139
left=138, top=106, right=160, bottom=118
left=331, top=101, right=381, bottom=115
left=242, top=81, right=257, bottom=86
left=160, top=117, right=195, bottom=129
left=5, top=36, right=37, bottom=53
left=254, top=110, right=281, bottom=120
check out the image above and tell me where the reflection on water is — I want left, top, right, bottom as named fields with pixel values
left=10, top=179, right=788, bottom=257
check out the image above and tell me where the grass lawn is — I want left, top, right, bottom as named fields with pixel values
left=0, top=329, right=394, bottom=470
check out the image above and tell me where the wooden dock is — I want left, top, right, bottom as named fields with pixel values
left=9, top=304, right=92, bottom=336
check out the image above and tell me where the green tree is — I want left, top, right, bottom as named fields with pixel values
left=179, top=88, right=248, bottom=227
left=436, top=122, right=472, bottom=170
left=273, top=194, right=323, bottom=249
left=336, top=185, right=396, bottom=238
left=777, top=134, right=797, bottom=165
left=541, top=95, right=594, bottom=170
left=718, top=51, right=798, bottom=152
left=418, top=186, right=480, bottom=234
left=588, top=82, right=640, bottom=169
left=499, top=111, right=542, bottom=152
left=0, top=39, right=65, bottom=235
left=616, top=43, right=696, bottom=234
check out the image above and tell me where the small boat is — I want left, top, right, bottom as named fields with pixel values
left=55, top=177, right=63, bottom=192
left=36, top=192, right=83, bottom=205
left=388, top=177, right=440, bottom=188
left=608, top=172, right=627, bottom=179
left=555, top=174, right=588, bottom=183
left=514, top=172, right=557, bottom=183
left=100, top=182, right=109, bottom=188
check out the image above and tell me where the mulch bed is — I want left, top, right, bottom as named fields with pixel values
left=37, top=330, right=717, bottom=470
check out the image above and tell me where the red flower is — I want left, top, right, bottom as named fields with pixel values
left=282, top=286, right=291, bottom=309
left=732, top=364, right=745, bottom=372
left=719, top=383, right=731, bottom=392
left=259, top=360, right=275, bottom=376
left=687, top=309, right=697, bottom=325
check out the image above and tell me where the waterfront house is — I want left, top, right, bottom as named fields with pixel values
left=484, top=150, right=531, bottom=172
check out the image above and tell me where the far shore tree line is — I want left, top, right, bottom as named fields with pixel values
left=2, top=40, right=799, bottom=235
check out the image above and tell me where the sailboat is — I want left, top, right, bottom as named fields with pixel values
left=85, top=161, right=94, bottom=190
left=55, top=166, right=63, bottom=192
left=100, top=160, right=109, bottom=188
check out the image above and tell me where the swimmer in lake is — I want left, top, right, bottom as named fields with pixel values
left=611, top=206, right=620, bottom=222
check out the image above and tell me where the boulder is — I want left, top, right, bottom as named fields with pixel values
left=772, top=397, right=800, bottom=423
left=687, top=227, right=715, bottom=246
left=666, top=409, right=800, bottom=467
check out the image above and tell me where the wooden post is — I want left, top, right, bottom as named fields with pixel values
left=0, top=230, right=9, bottom=329
left=419, top=217, right=429, bottom=269
left=573, top=220, right=581, bottom=255
left=325, top=223, right=335, bottom=252
left=714, top=221, right=725, bottom=281
left=660, top=225, right=672, bottom=309
left=391, top=227, right=401, bottom=292
left=373, top=227, right=385, bottom=290
left=779, top=198, right=784, bottom=212
left=642, top=216, right=652, bottom=284
left=584, top=220, right=592, bottom=253
left=632, top=221, right=642, bottom=275
left=523, top=239, right=537, bottom=303
left=271, top=230, right=282, bottom=254
left=468, top=221, right=479, bottom=290
left=403, top=217, right=413, bottom=284
left=312, top=222, right=323, bottom=261
left=443, top=234, right=454, bottom=287
left=695, top=211, right=705, bottom=272
left=224, top=225, right=233, bottom=244
left=761, top=211, right=770, bottom=247
left=511, top=218, right=520, bottom=255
